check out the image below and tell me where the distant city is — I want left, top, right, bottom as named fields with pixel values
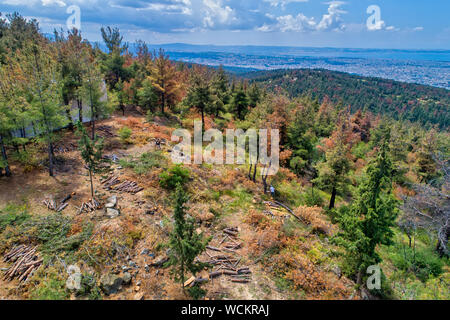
left=130, top=44, right=450, bottom=90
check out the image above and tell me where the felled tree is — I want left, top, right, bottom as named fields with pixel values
left=166, top=183, right=210, bottom=290
left=76, top=122, right=103, bottom=199
left=335, top=134, right=398, bottom=286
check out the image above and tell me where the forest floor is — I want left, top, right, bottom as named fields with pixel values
left=0, top=111, right=357, bottom=300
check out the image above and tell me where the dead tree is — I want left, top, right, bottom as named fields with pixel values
left=401, top=155, right=449, bottom=257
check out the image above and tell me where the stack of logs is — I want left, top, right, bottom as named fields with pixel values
left=3, top=245, right=42, bottom=282
left=204, top=227, right=252, bottom=284
left=101, top=175, right=143, bottom=194
left=42, top=193, right=74, bottom=212
left=76, top=198, right=101, bottom=214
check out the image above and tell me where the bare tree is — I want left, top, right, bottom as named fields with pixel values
left=401, top=155, right=449, bottom=257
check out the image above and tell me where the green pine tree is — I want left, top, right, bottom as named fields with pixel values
left=166, top=183, right=210, bottom=290
left=76, top=121, right=104, bottom=199
left=335, top=133, right=398, bottom=287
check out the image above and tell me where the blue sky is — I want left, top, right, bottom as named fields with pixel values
left=1, top=0, right=449, bottom=49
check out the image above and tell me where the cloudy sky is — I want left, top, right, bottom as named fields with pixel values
left=1, top=0, right=449, bottom=49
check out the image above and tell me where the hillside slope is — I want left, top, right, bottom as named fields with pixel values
left=244, top=69, right=450, bottom=129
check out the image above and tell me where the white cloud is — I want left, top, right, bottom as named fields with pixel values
left=317, top=1, right=346, bottom=31
left=41, top=0, right=66, bottom=6
left=414, top=26, right=424, bottom=31
left=258, top=1, right=346, bottom=32
left=202, top=0, right=236, bottom=28
left=263, top=0, right=308, bottom=9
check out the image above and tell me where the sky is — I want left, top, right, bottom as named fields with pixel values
left=0, top=0, right=449, bottom=49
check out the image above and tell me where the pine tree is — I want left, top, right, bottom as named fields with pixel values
left=185, top=70, right=214, bottom=129
left=166, top=183, right=210, bottom=289
left=15, top=41, right=68, bottom=176
left=314, top=118, right=355, bottom=209
left=76, top=122, right=103, bottom=199
left=82, top=50, right=108, bottom=140
left=335, top=132, right=398, bottom=285
left=149, top=49, right=180, bottom=114
left=231, top=82, right=248, bottom=120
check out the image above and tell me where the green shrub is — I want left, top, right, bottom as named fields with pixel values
left=120, top=151, right=167, bottom=175
left=303, top=187, right=325, bottom=207
left=30, top=273, right=69, bottom=300
left=118, top=126, right=132, bottom=144
left=159, top=165, right=190, bottom=190
left=0, top=204, right=30, bottom=232
left=187, top=284, right=207, bottom=300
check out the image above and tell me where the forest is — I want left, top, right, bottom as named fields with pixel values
left=0, top=13, right=448, bottom=300
left=246, top=68, right=450, bottom=129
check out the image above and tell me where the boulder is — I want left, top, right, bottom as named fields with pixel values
left=100, top=274, right=123, bottom=295
left=122, top=272, right=132, bottom=285
left=105, top=195, right=117, bottom=208
left=106, top=208, right=120, bottom=219
left=66, top=265, right=82, bottom=291
left=151, top=256, right=169, bottom=268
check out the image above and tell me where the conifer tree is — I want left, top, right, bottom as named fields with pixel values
left=76, top=122, right=103, bottom=199
left=231, top=82, right=248, bottom=120
left=167, top=183, right=210, bottom=289
left=314, top=118, right=355, bottom=209
left=335, top=132, right=398, bottom=285
left=16, top=41, right=67, bottom=176
left=185, top=70, right=214, bottom=129
left=149, top=49, right=180, bottom=114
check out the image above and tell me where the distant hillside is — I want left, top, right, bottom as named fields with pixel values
left=244, top=69, right=450, bottom=129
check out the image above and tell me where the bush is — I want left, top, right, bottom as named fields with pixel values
left=118, top=126, right=132, bottom=144
left=159, top=165, right=190, bottom=190
left=120, top=151, right=167, bottom=175
left=187, top=284, right=207, bottom=300
left=303, top=187, right=325, bottom=207
left=0, top=204, right=30, bottom=232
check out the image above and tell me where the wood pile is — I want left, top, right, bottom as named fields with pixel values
left=201, top=227, right=252, bottom=284
left=76, top=198, right=101, bottom=214
left=42, top=193, right=74, bottom=212
left=3, top=245, right=42, bottom=282
left=101, top=175, right=143, bottom=194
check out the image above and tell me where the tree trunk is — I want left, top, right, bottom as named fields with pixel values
left=66, top=108, right=74, bottom=131
left=89, top=168, right=94, bottom=199
left=77, top=99, right=83, bottom=123
left=161, top=93, right=166, bottom=114
left=0, top=134, right=11, bottom=177
left=48, top=142, right=54, bottom=177
left=329, top=186, right=337, bottom=209
left=91, top=115, right=96, bottom=140
left=201, top=108, right=205, bottom=131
